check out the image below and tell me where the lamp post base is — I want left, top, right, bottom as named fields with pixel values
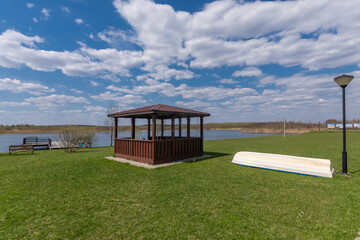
left=342, top=151, right=348, bottom=174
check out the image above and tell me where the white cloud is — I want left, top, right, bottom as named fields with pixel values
left=106, top=78, right=257, bottom=103
left=90, top=91, right=146, bottom=106
left=162, top=84, right=257, bottom=101
left=27, top=3, right=34, bottom=8
left=84, top=105, right=106, bottom=112
left=4, top=0, right=359, bottom=85
left=75, top=18, right=84, bottom=25
left=2, top=0, right=360, bottom=124
left=90, top=80, right=99, bottom=86
left=25, top=94, right=89, bottom=110
left=258, top=76, right=276, bottom=87
left=113, top=0, right=360, bottom=71
left=33, top=17, right=38, bottom=23
left=71, top=88, right=83, bottom=94
left=0, top=29, right=144, bottom=77
left=97, top=27, right=139, bottom=46
left=0, top=102, right=31, bottom=107
left=79, top=47, right=144, bottom=76
left=61, top=6, right=70, bottom=13
left=25, top=94, right=89, bottom=104
left=113, top=0, right=190, bottom=71
left=107, top=79, right=173, bottom=95
left=186, top=37, right=265, bottom=68
left=100, top=74, right=121, bottom=82
left=101, top=71, right=356, bottom=122
left=41, top=8, right=50, bottom=20
left=232, top=67, right=262, bottom=77
left=207, top=71, right=360, bottom=122
left=137, top=64, right=194, bottom=81
left=176, top=100, right=211, bottom=109
left=62, top=109, right=82, bottom=114
left=0, top=78, right=55, bottom=95
left=219, top=78, right=237, bottom=84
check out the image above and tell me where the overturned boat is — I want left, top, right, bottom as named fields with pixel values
left=232, top=151, right=335, bottom=178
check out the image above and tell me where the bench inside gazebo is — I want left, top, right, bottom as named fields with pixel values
left=108, top=104, right=210, bottom=165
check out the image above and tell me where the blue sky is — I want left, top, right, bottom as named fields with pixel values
left=1, top=0, right=360, bottom=125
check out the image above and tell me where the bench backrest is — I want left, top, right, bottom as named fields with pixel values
left=9, top=145, right=34, bottom=150
left=23, top=137, right=51, bottom=145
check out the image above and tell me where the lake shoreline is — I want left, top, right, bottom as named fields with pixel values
left=0, top=128, right=323, bottom=135
left=0, top=121, right=327, bottom=135
left=2, top=121, right=344, bottom=135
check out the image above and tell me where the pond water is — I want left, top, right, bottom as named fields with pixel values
left=0, top=130, right=283, bottom=153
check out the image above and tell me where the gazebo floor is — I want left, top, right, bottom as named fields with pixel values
left=105, top=154, right=212, bottom=169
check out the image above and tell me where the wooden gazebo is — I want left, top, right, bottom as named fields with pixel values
left=108, top=104, right=210, bottom=164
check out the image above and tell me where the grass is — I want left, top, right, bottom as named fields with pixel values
left=0, top=131, right=360, bottom=239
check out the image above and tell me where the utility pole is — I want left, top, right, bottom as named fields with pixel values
left=283, top=119, right=286, bottom=138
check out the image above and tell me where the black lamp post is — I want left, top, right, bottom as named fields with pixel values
left=333, top=74, right=354, bottom=174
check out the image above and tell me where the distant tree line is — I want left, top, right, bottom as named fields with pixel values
left=2, top=119, right=360, bottom=136
left=325, top=119, right=360, bottom=124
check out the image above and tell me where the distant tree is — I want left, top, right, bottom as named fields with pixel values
left=57, top=125, right=97, bottom=152
left=325, top=119, right=337, bottom=124
left=104, top=103, right=119, bottom=146
left=57, top=125, right=80, bottom=152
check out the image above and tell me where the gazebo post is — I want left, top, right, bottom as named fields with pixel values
left=179, top=118, right=182, bottom=137
left=171, top=116, right=175, bottom=139
left=161, top=119, right=164, bottom=138
left=113, top=117, right=118, bottom=153
left=131, top=117, right=135, bottom=139
left=152, top=115, right=157, bottom=141
left=147, top=118, right=151, bottom=140
left=114, top=117, right=118, bottom=139
left=200, top=117, right=203, bottom=139
left=187, top=117, right=191, bottom=138
left=172, top=116, right=175, bottom=157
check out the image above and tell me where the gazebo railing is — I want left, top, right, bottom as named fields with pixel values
left=115, top=138, right=153, bottom=163
left=114, top=137, right=203, bottom=164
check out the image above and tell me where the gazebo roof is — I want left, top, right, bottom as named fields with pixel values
left=108, top=104, right=211, bottom=119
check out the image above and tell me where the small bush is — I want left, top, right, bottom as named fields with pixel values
left=57, top=126, right=97, bottom=153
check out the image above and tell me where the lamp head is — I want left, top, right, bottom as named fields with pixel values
left=334, top=74, right=354, bottom=88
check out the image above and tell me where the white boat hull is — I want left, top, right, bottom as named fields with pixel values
left=232, top=151, right=335, bottom=178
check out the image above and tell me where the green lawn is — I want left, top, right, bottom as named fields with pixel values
left=1, top=131, right=360, bottom=239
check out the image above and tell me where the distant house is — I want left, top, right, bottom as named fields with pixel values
left=108, top=104, right=210, bottom=164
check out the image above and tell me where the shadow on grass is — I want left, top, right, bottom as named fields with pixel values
left=350, top=169, right=360, bottom=175
left=62, top=149, right=101, bottom=154
left=6, top=152, right=35, bottom=156
left=205, top=151, right=230, bottom=158
left=184, top=151, right=230, bottom=164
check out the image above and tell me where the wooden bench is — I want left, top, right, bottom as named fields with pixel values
left=23, top=137, right=51, bottom=149
left=9, top=145, right=34, bottom=154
